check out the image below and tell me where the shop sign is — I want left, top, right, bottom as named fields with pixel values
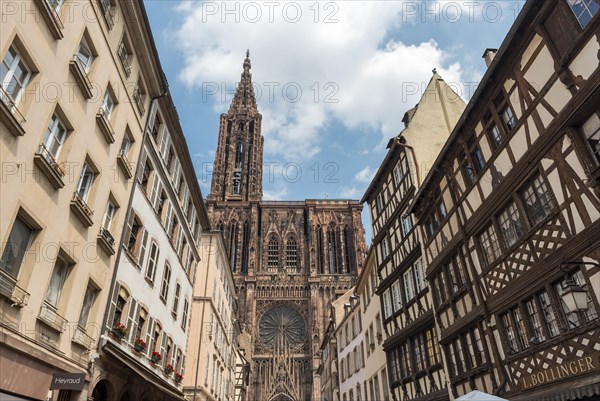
left=49, top=373, right=86, bottom=390
left=520, top=353, right=600, bottom=390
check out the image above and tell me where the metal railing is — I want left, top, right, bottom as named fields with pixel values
left=38, top=301, right=67, bottom=332
left=0, top=270, right=29, bottom=307
left=72, top=192, right=94, bottom=218
left=0, top=85, right=26, bottom=125
left=133, top=86, right=145, bottom=116
left=37, top=143, right=65, bottom=177
left=99, top=226, right=115, bottom=246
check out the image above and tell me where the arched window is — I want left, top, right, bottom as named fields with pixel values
left=235, top=141, right=244, bottom=168
left=327, top=223, right=341, bottom=274
left=286, top=237, right=297, bottom=269
left=344, top=225, right=354, bottom=273
left=241, top=221, right=250, bottom=273
left=228, top=222, right=239, bottom=271
left=316, top=226, right=324, bottom=274
left=268, top=238, right=279, bottom=270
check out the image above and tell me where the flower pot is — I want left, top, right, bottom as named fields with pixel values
left=134, top=345, right=146, bottom=353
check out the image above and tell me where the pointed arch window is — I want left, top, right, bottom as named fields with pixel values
left=316, top=226, right=324, bottom=274
left=343, top=226, right=354, bottom=273
left=241, top=221, right=250, bottom=273
left=235, top=141, right=244, bottom=169
left=286, top=237, right=298, bottom=269
left=267, top=237, right=279, bottom=270
left=228, top=222, right=239, bottom=271
left=327, top=223, right=342, bottom=274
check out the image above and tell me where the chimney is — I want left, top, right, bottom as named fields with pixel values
left=482, top=48, right=498, bottom=67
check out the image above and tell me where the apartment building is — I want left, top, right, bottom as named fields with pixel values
left=92, top=89, right=210, bottom=399
left=183, top=231, right=240, bottom=401
left=361, top=70, right=466, bottom=401
left=356, top=248, right=388, bottom=401
left=409, top=1, right=600, bottom=400
left=0, top=1, right=164, bottom=400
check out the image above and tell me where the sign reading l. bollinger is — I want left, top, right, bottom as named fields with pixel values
left=520, top=353, right=600, bottom=390
left=49, top=372, right=86, bottom=390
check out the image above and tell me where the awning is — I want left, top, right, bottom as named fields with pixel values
left=0, top=391, right=41, bottom=401
left=455, top=391, right=508, bottom=401
left=529, top=382, right=600, bottom=401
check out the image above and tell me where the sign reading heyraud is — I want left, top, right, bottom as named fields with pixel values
left=49, top=373, right=86, bottom=390
left=520, top=353, right=600, bottom=391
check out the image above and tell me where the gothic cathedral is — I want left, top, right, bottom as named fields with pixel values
left=206, top=52, right=367, bottom=401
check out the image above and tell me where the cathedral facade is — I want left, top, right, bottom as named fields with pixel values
left=205, top=53, right=367, bottom=401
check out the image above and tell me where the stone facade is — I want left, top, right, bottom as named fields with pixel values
left=206, top=53, right=368, bottom=401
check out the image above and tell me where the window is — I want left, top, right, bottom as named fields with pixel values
left=567, top=0, right=599, bottom=28
left=401, top=215, right=412, bottom=237
left=1, top=44, right=31, bottom=105
left=501, top=105, right=516, bottom=131
left=145, top=242, right=159, bottom=282
left=286, top=238, right=297, bottom=269
left=76, top=36, right=93, bottom=73
left=467, top=133, right=486, bottom=179
left=42, top=114, right=68, bottom=160
left=581, top=112, right=600, bottom=163
left=136, top=308, right=147, bottom=340
left=414, top=258, right=426, bottom=292
left=160, top=263, right=171, bottom=302
left=501, top=307, right=528, bottom=353
left=182, top=298, right=189, bottom=331
left=112, top=287, right=128, bottom=327
left=478, top=224, right=502, bottom=266
left=376, top=192, right=384, bottom=213
left=498, top=202, right=524, bottom=248
left=539, top=291, right=560, bottom=338
left=78, top=284, right=97, bottom=328
left=47, top=0, right=64, bottom=11
left=101, top=201, right=116, bottom=232
left=393, top=162, right=404, bottom=186
left=521, top=175, right=555, bottom=226
left=381, top=237, right=390, bottom=260
left=101, top=90, right=115, bottom=119
left=391, top=280, right=402, bottom=312
left=382, top=289, right=392, bottom=319
left=45, top=256, right=70, bottom=308
left=0, top=216, right=34, bottom=278
left=268, top=238, right=279, bottom=269
left=76, top=163, right=95, bottom=202
left=424, top=192, right=448, bottom=237
left=485, top=111, right=503, bottom=149
left=404, top=269, right=415, bottom=301
left=120, top=132, right=132, bottom=158
left=426, top=328, right=440, bottom=365
left=525, top=298, right=546, bottom=342
left=117, top=38, right=131, bottom=77
left=172, top=282, right=181, bottom=317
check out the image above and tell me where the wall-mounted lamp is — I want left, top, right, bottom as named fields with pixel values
left=558, top=260, right=599, bottom=313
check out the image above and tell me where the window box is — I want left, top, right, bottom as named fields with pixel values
left=69, top=56, right=94, bottom=99
left=97, top=226, right=116, bottom=255
left=70, top=191, right=94, bottom=227
left=34, top=144, right=65, bottom=189
left=72, top=326, right=95, bottom=349
left=96, top=109, right=116, bottom=143
left=36, top=0, right=65, bottom=40
left=38, top=301, right=67, bottom=332
left=117, top=149, right=134, bottom=178
left=0, top=270, right=29, bottom=307
left=0, top=86, right=26, bottom=136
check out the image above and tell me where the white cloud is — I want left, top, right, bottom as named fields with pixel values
left=172, top=1, right=468, bottom=160
left=263, top=183, right=290, bottom=201
left=338, top=186, right=363, bottom=199
left=354, top=166, right=375, bottom=184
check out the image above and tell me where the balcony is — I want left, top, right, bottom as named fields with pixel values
left=0, top=270, right=29, bottom=307
left=34, top=144, right=66, bottom=189
left=0, top=85, right=26, bottom=136
left=38, top=301, right=67, bottom=332
left=69, top=56, right=94, bottom=99
left=70, top=192, right=94, bottom=227
left=97, top=226, right=116, bottom=255
left=36, top=0, right=64, bottom=40
left=72, top=326, right=95, bottom=349
left=99, top=0, right=114, bottom=30
left=133, top=87, right=145, bottom=116
left=96, top=108, right=116, bottom=143
left=117, top=149, right=134, bottom=179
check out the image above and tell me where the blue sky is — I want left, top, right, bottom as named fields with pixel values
left=143, top=0, right=520, bottom=241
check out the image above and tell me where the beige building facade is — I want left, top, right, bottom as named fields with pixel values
left=0, top=1, right=163, bottom=400
left=184, top=231, right=240, bottom=401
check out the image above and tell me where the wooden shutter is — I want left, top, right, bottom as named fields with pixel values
left=125, top=298, right=138, bottom=343
left=124, top=214, right=134, bottom=251
left=159, top=332, right=167, bottom=367
left=145, top=317, right=155, bottom=355
left=137, top=229, right=149, bottom=265
left=129, top=302, right=141, bottom=343
left=106, top=282, right=121, bottom=329
left=181, top=354, right=186, bottom=376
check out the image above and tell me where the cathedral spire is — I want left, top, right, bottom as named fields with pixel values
left=228, top=50, right=258, bottom=114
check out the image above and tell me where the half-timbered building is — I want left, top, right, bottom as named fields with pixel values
left=409, top=1, right=600, bottom=400
left=361, top=71, right=466, bottom=401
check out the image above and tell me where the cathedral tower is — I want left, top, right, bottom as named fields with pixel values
left=206, top=52, right=367, bottom=401
left=209, top=50, right=264, bottom=202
